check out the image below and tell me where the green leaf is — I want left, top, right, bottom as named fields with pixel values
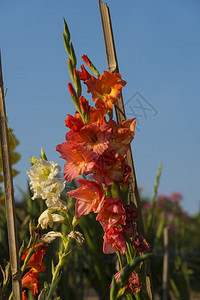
left=110, top=276, right=118, bottom=300
left=51, top=260, right=55, bottom=276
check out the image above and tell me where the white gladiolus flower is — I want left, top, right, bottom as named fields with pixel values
left=52, top=213, right=65, bottom=223
left=41, top=178, right=66, bottom=203
left=38, top=209, right=65, bottom=229
left=41, top=231, right=62, bottom=243
left=38, top=209, right=54, bottom=229
left=27, top=159, right=66, bottom=205
left=27, top=159, right=61, bottom=199
left=46, top=199, right=68, bottom=211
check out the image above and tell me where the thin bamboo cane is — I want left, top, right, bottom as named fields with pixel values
left=0, top=51, right=22, bottom=299
left=98, top=2, right=154, bottom=299
left=162, top=227, right=169, bottom=300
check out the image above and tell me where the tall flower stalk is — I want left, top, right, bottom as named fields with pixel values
left=55, top=19, right=152, bottom=299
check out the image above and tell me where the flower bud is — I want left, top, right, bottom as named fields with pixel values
left=29, top=156, right=38, bottom=164
left=81, top=55, right=99, bottom=77
left=72, top=216, right=79, bottom=228
left=79, top=96, right=88, bottom=114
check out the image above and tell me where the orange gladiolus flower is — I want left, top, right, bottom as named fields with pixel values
left=87, top=106, right=107, bottom=124
left=79, top=64, right=92, bottom=81
left=65, top=114, right=84, bottom=132
left=65, top=122, right=112, bottom=156
left=67, top=178, right=106, bottom=217
left=56, top=142, right=97, bottom=181
left=93, top=150, right=126, bottom=185
left=108, top=118, right=136, bottom=157
left=57, top=121, right=113, bottom=181
left=22, top=269, right=41, bottom=298
left=21, top=243, right=47, bottom=272
left=85, top=71, right=126, bottom=110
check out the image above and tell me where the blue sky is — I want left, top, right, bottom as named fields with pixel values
left=0, top=0, right=200, bottom=215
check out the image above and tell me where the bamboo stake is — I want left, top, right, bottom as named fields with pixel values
left=98, top=2, right=154, bottom=299
left=162, top=227, right=169, bottom=300
left=0, top=51, right=22, bottom=299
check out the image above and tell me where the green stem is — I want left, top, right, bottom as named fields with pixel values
left=46, top=240, right=70, bottom=300
left=134, top=293, right=141, bottom=300
left=21, top=247, right=34, bottom=274
left=8, top=292, right=13, bottom=300
left=46, top=259, right=62, bottom=300
left=116, top=251, right=123, bottom=270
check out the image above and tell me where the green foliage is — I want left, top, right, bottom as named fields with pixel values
left=141, top=164, right=200, bottom=299
left=0, top=126, right=21, bottom=196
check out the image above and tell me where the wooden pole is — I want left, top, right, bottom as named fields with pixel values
left=98, top=2, right=154, bottom=299
left=0, top=51, right=22, bottom=299
left=98, top=0, right=144, bottom=236
left=162, top=227, right=169, bottom=300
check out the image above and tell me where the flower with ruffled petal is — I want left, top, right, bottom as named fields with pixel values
left=67, top=178, right=106, bottom=217
left=111, top=269, right=142, bottom=295
left=103, top=226, right=126, bottom=254
left=27, top=159, right=61, bottom=200
left=108, top=118, right=136, bottom=157
left=87, top=106, right=107, bottom=124
left=40, top=177, right=66, bottom=206
left=22, top=269, right=41, bottom=297
left=85, top=71, right=126, bottom=110
left=56, top=142, right=97, bottom=181
left=38, top=209, right=65, bottom=229
left=21, top=243, right=48, bottom=272
left=65, top=122, right=112, bottom=156
left=96, top=198, right=126, bottom=230
left=93, top=150, right=126, bottom=185
left=65, top=114, right=84, bottom=132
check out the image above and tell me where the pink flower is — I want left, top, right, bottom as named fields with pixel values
left=56, top=143, right=97, bottom=181
left=93, top=150, right=126, bottom=185
left=65, top=122, right=112, bottom=156
left=67, top=178, right=106, bottom=217
left=170, top=192, right=183, bottom=203
left=111, top=269, right=142, bottom=295
left=133, top=236, right=151, bottom=253
left=96, top=198, right=126, bottom=230
left=103, top=226, right=126, bottom=254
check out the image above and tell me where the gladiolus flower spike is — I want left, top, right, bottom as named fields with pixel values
left=55, top=19, right=153, bottom=299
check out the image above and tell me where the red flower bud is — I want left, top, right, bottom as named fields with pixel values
left=68, top=82, right=76, bottom=97
left=81, top=54, right=92, bottom=67
left=79, top=96, right=88, bottom=113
